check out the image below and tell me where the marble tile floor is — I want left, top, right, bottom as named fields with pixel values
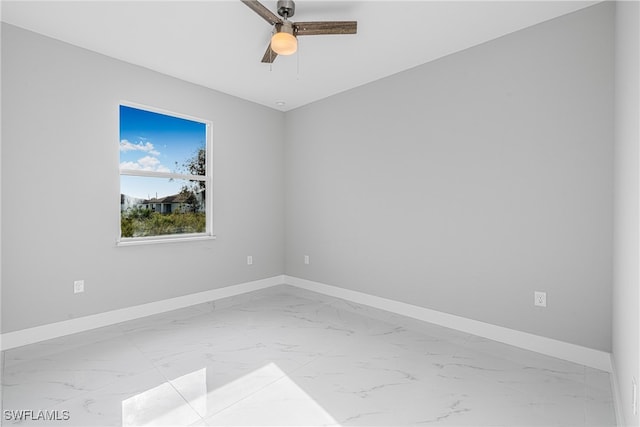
left=1, top=285, right=616, bottom=426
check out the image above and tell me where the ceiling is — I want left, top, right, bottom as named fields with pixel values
left=1, top=0, right=598, bottom=111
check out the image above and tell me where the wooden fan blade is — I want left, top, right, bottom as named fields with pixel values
left=294, top=21, right=357, bottom=36
left=261, top=44, right=278, bottom=63
left=241, top=0, right=282, bottom=26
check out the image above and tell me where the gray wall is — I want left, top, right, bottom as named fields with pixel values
left=285, top=3, right=614, bottom=351
left=1, top=24, right=285, bottom=333
left=1, top=3, right=622, bottom=356
left=612, top=1, right=639, bottom=425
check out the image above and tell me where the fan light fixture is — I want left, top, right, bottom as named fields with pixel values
left=271, top=21, right=297, bottom=55
left=241, top=0, right=356, bottom=64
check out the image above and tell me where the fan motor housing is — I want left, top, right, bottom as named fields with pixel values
left=277, top=0, right=295, bottom=18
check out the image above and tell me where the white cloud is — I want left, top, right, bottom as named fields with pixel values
left=138, top=156, right=161, bottom=168
left=120, top=156, right=171, bottom=173
left=120, top=139, right=160, bottom=156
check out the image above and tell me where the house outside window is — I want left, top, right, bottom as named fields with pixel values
left=118, top=103, right=213, bottom=244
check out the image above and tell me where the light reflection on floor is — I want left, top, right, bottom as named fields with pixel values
left=121, top=364, right=340, bottom=426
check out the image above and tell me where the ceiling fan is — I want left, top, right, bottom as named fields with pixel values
left=241, top=0, right=357, bottom=63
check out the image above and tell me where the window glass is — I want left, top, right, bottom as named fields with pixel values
left=119, top=104, right=211, bottom=243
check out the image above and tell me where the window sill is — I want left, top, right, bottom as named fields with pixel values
left=116, top=233, right=216, bottom=247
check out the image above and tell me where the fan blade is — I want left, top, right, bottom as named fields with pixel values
left=261, top=44, right=278, bottom=63
left=240, top=0, right=282, bottom=26
left=294, top=21, right=357, bottom=36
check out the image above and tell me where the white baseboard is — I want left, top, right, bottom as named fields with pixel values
left=610, top=358, right=626, bottom=427
left=0, top=275, right=285, bottom=351
left=285, top=275, right=613, bottom=373
left=1, top=273, right=613, bottom=375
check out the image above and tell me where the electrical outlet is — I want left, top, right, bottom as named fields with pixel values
left=534, top=291, right=546, bottom=307
left=74, top=280, right=85, bottom=294
left=304, top=255, right=310, bottom=265
left=247, top=256, right=253, bottom=265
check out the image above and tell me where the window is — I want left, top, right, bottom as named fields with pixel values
left=118, top=103, right=213, bottom=244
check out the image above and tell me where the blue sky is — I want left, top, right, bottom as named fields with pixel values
left=120, top=105, right=206, bottom=199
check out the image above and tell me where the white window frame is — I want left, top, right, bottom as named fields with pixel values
left=117, top=101, right=214, bottom=246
